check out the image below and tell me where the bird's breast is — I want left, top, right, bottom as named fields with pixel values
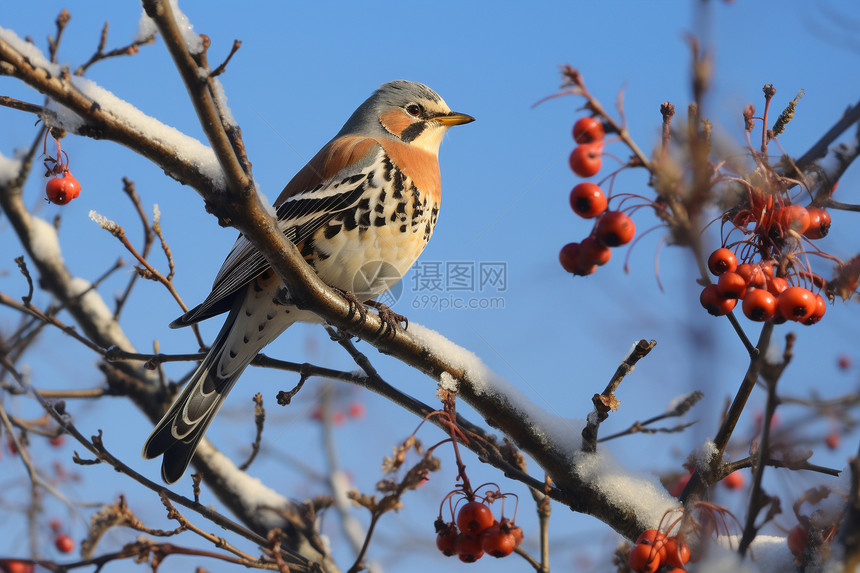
left=306, top=154, right=439, bottom=300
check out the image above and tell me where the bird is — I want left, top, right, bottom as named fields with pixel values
left=143, top=80, right=474, bottom=483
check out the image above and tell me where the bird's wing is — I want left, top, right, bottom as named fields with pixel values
left=171, top=137, right=384, bottom=327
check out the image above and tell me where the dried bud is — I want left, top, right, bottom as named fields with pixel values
left=660, top=102, right=675, bottom=119
left=743, top=104, right=756, bottom=131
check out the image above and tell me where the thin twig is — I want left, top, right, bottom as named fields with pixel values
left=210, top=39, right=241, bottom=78
left=74, top=21, right=155, bottom=76
left=90, top=214, right=192, bottom=314
left=739, top=333, right=794, bottom=554
left=660, top=102, right=675, bottom=162
left=114, top=178, right=154, bottom=320
left=0, top=95, right=52, bottom=115
left=681, top=323, right=773, bottom=502
left=159, top=493, right=265, bottom=564
left=581, top=339, right=657, bottom=452
left=47, top=9, right=71, bottom=62
left=237, top=394, right=265, bottom=471
left=14, top=256, right=34, bottom=304
left=0, top=292, right=105, bottom=354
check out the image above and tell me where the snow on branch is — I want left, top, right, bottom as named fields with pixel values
left=408, top=324, right=680, bottom=536
left=0, top=25, right=224, bottom=191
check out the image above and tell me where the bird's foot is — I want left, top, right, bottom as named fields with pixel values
left=338, top=289, right=368, bottom=327
left=365, top=299, right=407, bottom=337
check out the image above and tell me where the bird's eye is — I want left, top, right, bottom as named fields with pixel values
left=405, top=104, right=422, bottom=117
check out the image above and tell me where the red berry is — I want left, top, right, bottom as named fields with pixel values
left=579, top=236, right=611, bottom=267
left=663, top=537, right=690, bottom=567
left=455, top=534, right=484, bottom=562
left=766, top=275, right=788, bottom=297
left=436, top=526, right=459, bottom=556
left=717, top=271, right=747, bottom=299
left=778, top=286, right=815, bottom=322
left=825, top=432, right=840, bottom=450
left=559, top=242, right=596, bottom=276
left=48, top=517, right=62, bottom=533
left=700, top=284, right=737, bottom=316
left=45, top=171, right=81, bottom=205
left=780, top=204, right=810, bottom=234
left=569, top=182, right=608, bottom=218
left=54, top=533, right=75, bottom=554
left=503, top=521, right=523, bottom=547
left=838, top=355, right=851, bottom=370
left=457, top=501, right=495, bottom=536
left=0, top=561, right=35, bottom=573
left=742, top=288, right=777, bottom=322
left=49, top=434, right=65, bottom=448
left=803, top=293, right=826, bottom=325
left=568, top=143, right=602, bottom=177
left=736, top=263, right=765, bottom=288
left=635, top=530, right=667, bottom=560
left=595, top=211, right=635, bottom=247
left=707, top=248, right=738, bottom=276
left=480, top=524, right=517, bottom=558
left=804, top=207, right=831, bottom=239
left=628, top=542, right=662, bottom=573
left=572, top=117, right=605, bottom=144
left=721, top=470, right=744, bottom=490
left=347, top=401, right=366, bottom=419
left=787, top=524, right=808, bottom=561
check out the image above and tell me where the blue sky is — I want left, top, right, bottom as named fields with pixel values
left=2, top=1, right=860, bottom=571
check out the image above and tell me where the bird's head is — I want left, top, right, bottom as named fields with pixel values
left=340, top=80, right=474, bottom=154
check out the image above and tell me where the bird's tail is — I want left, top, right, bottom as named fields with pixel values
left=143, top=303, right=249, bottom=484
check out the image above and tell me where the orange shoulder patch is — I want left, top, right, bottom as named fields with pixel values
left=275, top=137, right=379, bottom=206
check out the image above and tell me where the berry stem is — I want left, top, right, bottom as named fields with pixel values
left=562, top=67, right=654, bottom=173
left=761, top=84, right=776, bottom=154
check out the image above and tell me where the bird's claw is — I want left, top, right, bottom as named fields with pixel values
left=365, top=299, right=407, bottom=338
left=338, top=289, right=369, bottom=327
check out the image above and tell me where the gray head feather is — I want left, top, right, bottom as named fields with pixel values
left=338, top=80, right=448, bottom=137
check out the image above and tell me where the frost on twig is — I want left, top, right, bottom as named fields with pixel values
left=89, top=209, right=119, bottom=234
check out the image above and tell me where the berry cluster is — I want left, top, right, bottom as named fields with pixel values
left=627, top=529, right=690, bottom=573
left=435, top=487, right=522, bottom=563
left=560, top=119, right=637, bottom=276
left=701, top=243, right=827, bottom=325
left=43, top=133, right=82, bottom=205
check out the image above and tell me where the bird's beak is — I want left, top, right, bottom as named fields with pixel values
left=435, top=112, right=475, bottom=126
